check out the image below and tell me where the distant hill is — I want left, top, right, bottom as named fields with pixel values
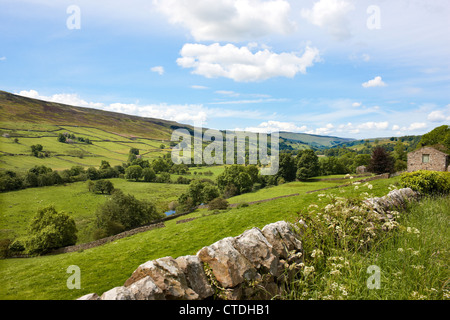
left=279, top=132, right=354, bottom=150
left=0, top=90, right=366, bottom=171
left=0, top=90, right=188, bottom=140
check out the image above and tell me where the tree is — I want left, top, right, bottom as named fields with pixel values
left=30, top=144, right=43, bottom=157
left=25, top=206, right=77, bottom=255
left=142, top=167, right=156, bottom=182
left=417, top=125, right=450, bottom=153
left=393, top=141, right=407, bottom=161
left=86, top=167, right=99, bottom=180
left=152, top=158, right=170, bottom=173
left=93, top=180, right=114, bottom=194
left=367, top=146, right=394, bottom=174
left=217, top=164, right=258, bottom=195
left=278, top=153, right=297, bottom=182
left=125, top=165, right=143, bottom=181
left=296, top=149, right=319, bottom=180
left=129, top=148, right=140, bottom=155
left=57, top=133, right=66, bottom=143
left=100, top=160, right=111, bottom=170
left=95, top=189, right=162, bottom=237
left=202, top=184, right=220, bottom=203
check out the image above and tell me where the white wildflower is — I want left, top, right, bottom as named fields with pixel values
left=311, top=249, right=323, bottom=259
left=330, top=270, right=341, bottom=276
left=303, top=266, right=315, bottom=277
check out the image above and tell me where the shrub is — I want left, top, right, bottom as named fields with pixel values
left=9, top=238, right=25, bottom=253
left=0, top=239, right=11, bottom=258
left=155, top=172, right=171, bottom=183
left=25, top=206, right=77, bottom=255
left=400, top=170, right=450, bottom=195
left=208, top=197, right=229, bottom=211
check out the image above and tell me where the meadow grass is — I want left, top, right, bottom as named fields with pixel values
left=0, top=179, right=188, bottom=243
left=280, top=194, right=449, bottom=300
left=0, top=177, right=400, bottom=300
left=0, top=123, right=169, bottom=172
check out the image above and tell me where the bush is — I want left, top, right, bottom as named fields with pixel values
left=155, top=172, right=171, bottom=183
left=400, top=170, right=450, bottom=195
left=207, top=197, right=229, bottom=211
left=25, top=206, right=77, bottom=255
left=9, top=238, right=25, bottom=253
left=0, top=239, right=11, bottom=258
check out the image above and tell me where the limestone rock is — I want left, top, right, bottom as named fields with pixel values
left=77, top=293, right=100, bottom=300
left=197, top=237, right=257, bottom=289
left=261, top=221, right=302, bottom=260
left=233, top=227, right=279, bottom=276
left=176, top=255, right=214, bottom=300
left=128, top=276, right=165, bottom=300
left=101, top=286, right=135, bottom=300
left=124, top=256, right=198, bottom=300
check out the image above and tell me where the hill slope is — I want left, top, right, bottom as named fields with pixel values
left=0, top=90, right=187, bottom=140
left=0, top=90, right=357, bottom=171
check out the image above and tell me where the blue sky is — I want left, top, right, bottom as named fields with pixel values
left=0, top=0, right=449, bottom=139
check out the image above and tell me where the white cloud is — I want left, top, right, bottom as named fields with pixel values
left=306, top=123, right=335, bottom=135
left=0, top=56, right=6, bottom=61
left=239, top=121, right=307, bottom=134
left=154, top=0, right=295, bottom=42
left=15, top=89, right=271, bottom=125
left=352, top=102, right=362, bottom=107
left=215, top=90, right=240, bottom=97
left=190, top=85, right=208, bottom=90
left=150, top=66, right=165, bottom=75
left=17, top=90, right=104, bottom=109
left=394, top=122, right=428, bottom=132
left=177, top=43, right=320, bottom=82
left=301, top=0, right=355, bottom=40
left=210, top=98, right=287, bottom=105
left=362, top=76, right=387, bottom=88
left=16, top=89, right=207, bottom=123
left=357, top=121, right=389, bottom=130
left=406, top=122, right=427, bottom=131
left=428, top=110, right=450, bottom=122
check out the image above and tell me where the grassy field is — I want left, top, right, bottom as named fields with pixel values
left=0, top=176, right=401, bottom=300
left=0, top=122, right=168, bottom=172
left=0, top=179, right=189, bottom=244
left=281, top=194, right=450, bottom=300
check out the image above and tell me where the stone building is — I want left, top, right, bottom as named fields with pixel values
left=407, top=146, right=449, bottom=172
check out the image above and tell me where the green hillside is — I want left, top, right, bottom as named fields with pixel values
left=0, top=90, right=362, bottom=173
left=0, top=90, right=187, bottom=140
left=279, top=132, right=354, bottom=149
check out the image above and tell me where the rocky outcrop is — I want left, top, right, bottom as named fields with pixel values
left=77, top=188, right=419, bottom=301
left=363, top=187, right=419, bottom=215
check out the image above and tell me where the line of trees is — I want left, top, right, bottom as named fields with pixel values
left=57, top=132, right=92, bottom=144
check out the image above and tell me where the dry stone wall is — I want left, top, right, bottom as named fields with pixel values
left=78, top=188, right=419, bottom=301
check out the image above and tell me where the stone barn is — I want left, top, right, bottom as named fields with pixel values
left=407, top=146, right=449, bottom=172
